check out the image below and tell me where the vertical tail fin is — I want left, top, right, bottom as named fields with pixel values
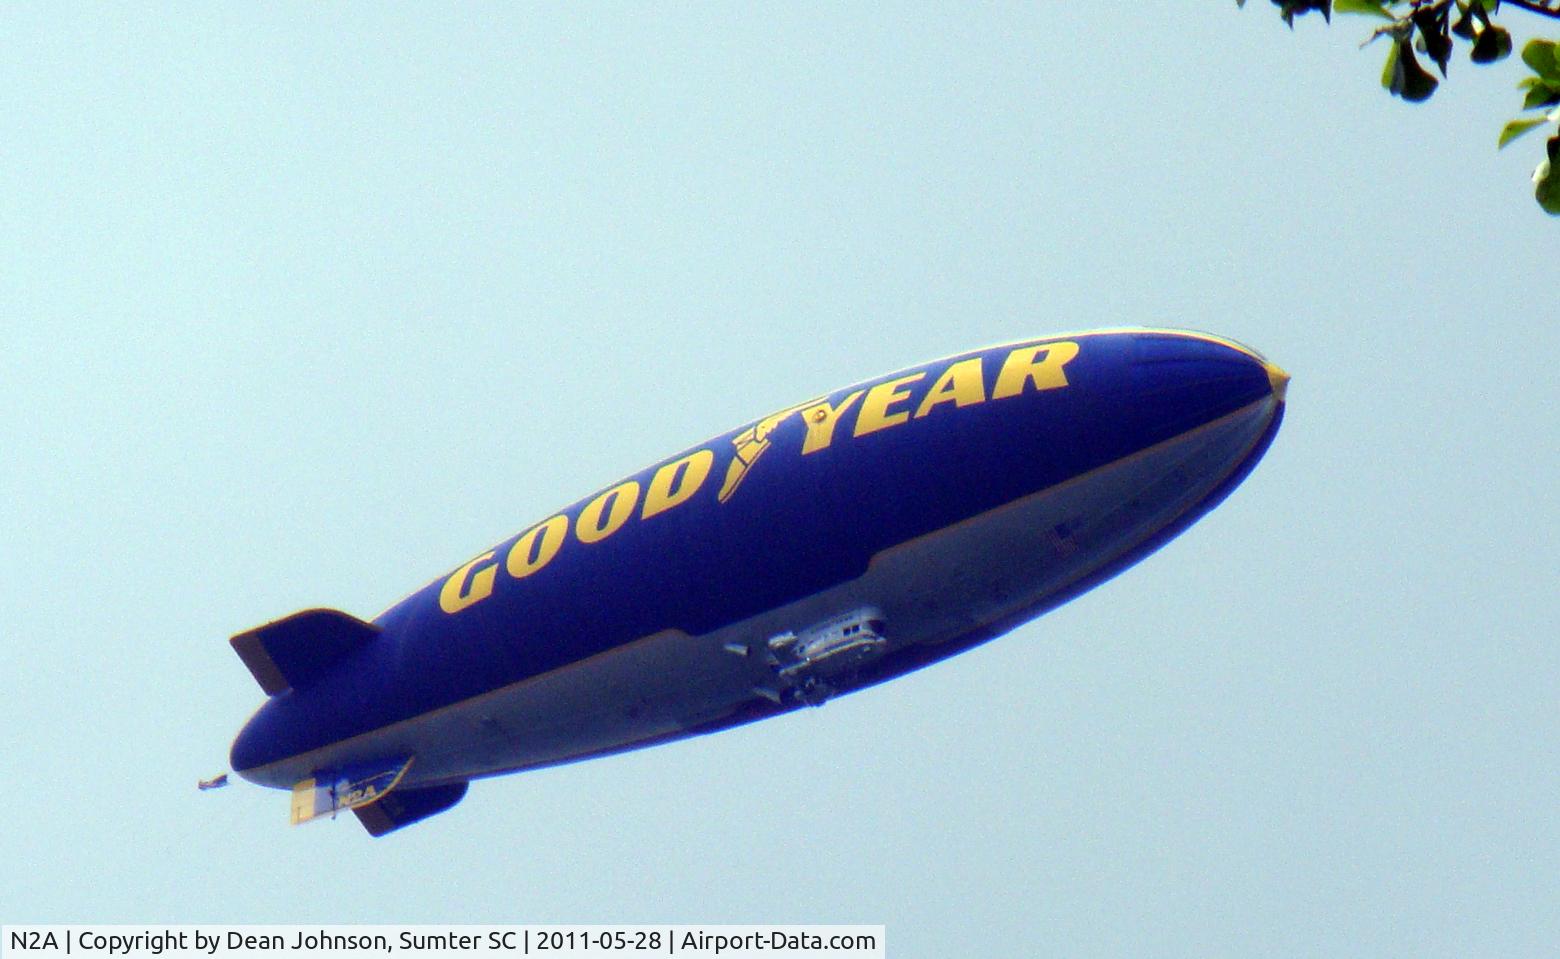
left=231, top=608, right=381, bottom=695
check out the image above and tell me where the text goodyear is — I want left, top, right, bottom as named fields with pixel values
left=437, top=340, right=1079, bottom=615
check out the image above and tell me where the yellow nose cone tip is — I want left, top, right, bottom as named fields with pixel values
left=1265, top=363, right=1291, bottom=402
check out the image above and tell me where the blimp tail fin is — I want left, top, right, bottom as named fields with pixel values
left=352, top=782, right=469, bottom=837
left=230, top=608, right=382, bottom=695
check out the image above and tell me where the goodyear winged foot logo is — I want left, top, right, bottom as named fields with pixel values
left=716, top=399, right=821, bottom=503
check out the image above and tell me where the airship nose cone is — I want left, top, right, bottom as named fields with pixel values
left=1265, top=362, right=1291, bottom=402
left=1127, top=332, right=1282, bottom=438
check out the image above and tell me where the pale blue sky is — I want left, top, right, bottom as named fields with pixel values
left=3, top=4, right=1556, bottom=956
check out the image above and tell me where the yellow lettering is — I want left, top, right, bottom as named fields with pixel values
left=913, top=358, right=987, bottom=418
left=438, top=550, right=498, bottom=614
left=506, top=515, right=569, bottom=578
left=801, top=391, right=864, bottom=454
left=642, top=449, right=714, bottom=519
left=577, top=481, right=640, bottom=544
left=853, top=374, right=925, bottom=437
left=991, top=341, right=1080, bottom=399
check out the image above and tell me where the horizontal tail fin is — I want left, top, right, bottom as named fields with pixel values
left=231, top=608, right=381, bottom=695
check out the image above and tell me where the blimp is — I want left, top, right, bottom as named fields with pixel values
left=227, top=328, right=1288, bottom=835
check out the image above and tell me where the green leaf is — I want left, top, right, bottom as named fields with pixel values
left=1521, top=39, right=1559, bottom=80
left=1278, top=0, right=1332, bottom=25
left=1413, top=6, right=1453, bottom=76
left=1533, top=154, right=1560, bottom=215
left=1452, top=4, right=1478, bottom=41
left=1470, top=25, right=1512, bottom=65
left=1388, top=39, right=1439, bottom=102
left=1523, top=82, right=1560, bottom=110
left=1499, top=116, right=1548, bottom=148
left=1382, top=37, right=1403, bottom=90
left=1334, top=0, right=1393, bottom=19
